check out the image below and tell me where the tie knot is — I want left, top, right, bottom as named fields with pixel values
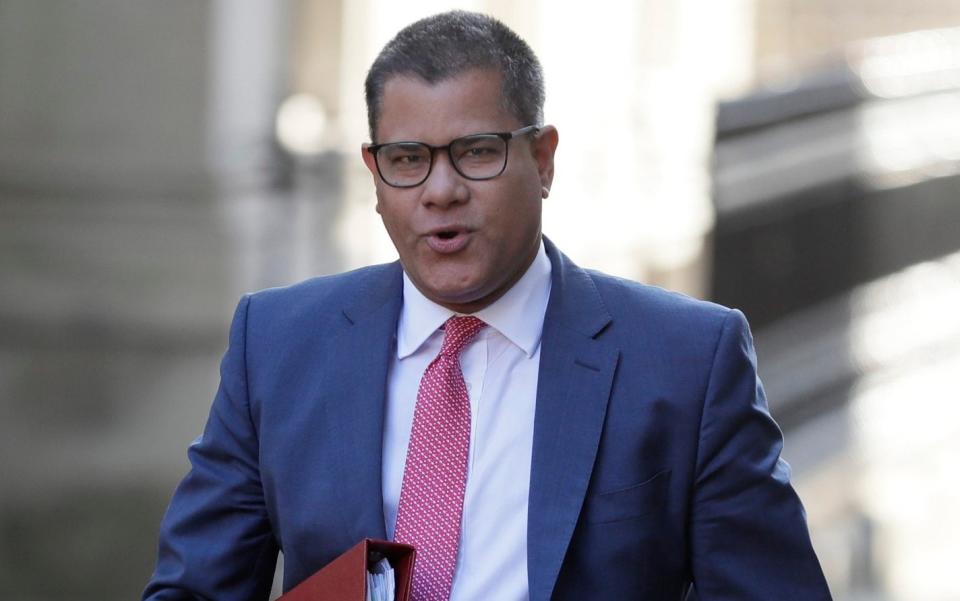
left=440, top=316, right=486, bottom=357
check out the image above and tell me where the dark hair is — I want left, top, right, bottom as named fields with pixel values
left=364, top=10, right=545, bottom=141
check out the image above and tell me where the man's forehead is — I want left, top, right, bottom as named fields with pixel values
left=376, top=69, right=516, bottom=142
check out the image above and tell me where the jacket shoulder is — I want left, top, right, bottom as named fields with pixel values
left=587, top=269, right=733, bottom=325
left=243, top=262, right=401, bottom=330
left=582, top=269, right=749, bottom=362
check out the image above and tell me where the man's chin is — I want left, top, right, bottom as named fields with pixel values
left=425, top=286, right=482, bottom=307
left=417, top=278, right=494, bottom=313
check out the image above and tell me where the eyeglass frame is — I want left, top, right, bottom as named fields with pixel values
left=365, top=125, right=540, bottom=188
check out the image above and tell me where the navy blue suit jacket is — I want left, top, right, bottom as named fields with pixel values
left=144, top=240, right=831, bottom=600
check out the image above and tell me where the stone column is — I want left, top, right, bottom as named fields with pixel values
left=0, top=2, right=291, bottom=599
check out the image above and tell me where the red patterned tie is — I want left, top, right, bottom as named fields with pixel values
left=394, top=316, right=486, bottom=601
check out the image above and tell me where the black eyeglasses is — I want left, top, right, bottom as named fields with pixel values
left=366, top=125, right=539, bottom=188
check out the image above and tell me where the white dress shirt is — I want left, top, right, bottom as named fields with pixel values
left=382, top=240, right=552, bottom=601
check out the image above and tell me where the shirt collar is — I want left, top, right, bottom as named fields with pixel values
left=396, top=239, right=552, bottom=359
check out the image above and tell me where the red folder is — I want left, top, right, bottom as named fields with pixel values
left=278, top=539, right=416, bottom=601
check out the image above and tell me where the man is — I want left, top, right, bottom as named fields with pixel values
left=144, top=10, right=832, bottom=601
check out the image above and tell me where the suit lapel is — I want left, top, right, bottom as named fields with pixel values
left=527, top=240, right=619, bottom=601
left=321, top=263, right=403, bottom=543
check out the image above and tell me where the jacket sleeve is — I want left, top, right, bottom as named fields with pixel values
left=689, top=309, right=832, bottom=600
left=143, top=294, right=279, bottom=601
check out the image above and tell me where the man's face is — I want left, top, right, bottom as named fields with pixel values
left=362, top=69, right=558, bottom=314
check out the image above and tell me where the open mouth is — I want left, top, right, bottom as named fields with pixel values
left=425, top=228, right=471, bottom=253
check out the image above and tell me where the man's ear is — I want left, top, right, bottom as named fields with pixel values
left=361, top=143, right=378, bottom=178
left=531, top=125, right=559, bottom=193
left=361, top=144, right=383, bottom=214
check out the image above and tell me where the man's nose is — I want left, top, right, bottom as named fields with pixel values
left=420, top=151, right=468, bottom=207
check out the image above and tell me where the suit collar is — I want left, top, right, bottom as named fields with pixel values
left=339, top=262, right=404, bottom=327
left=336, top=237, right=604, bottom=340
left=541, top=237, right=612, bottom=337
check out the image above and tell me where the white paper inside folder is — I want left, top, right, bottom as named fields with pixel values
left=365, top=557, right=395, bottom=601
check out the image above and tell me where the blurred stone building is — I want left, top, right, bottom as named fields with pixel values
left=0, top=1, right=957, bottom=600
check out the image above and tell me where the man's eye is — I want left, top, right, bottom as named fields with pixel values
left=391, top=154, right=424, bottom=165
left=457, top=144, right=502, bottom=162
left=466, top=147, right=495, bottom=156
